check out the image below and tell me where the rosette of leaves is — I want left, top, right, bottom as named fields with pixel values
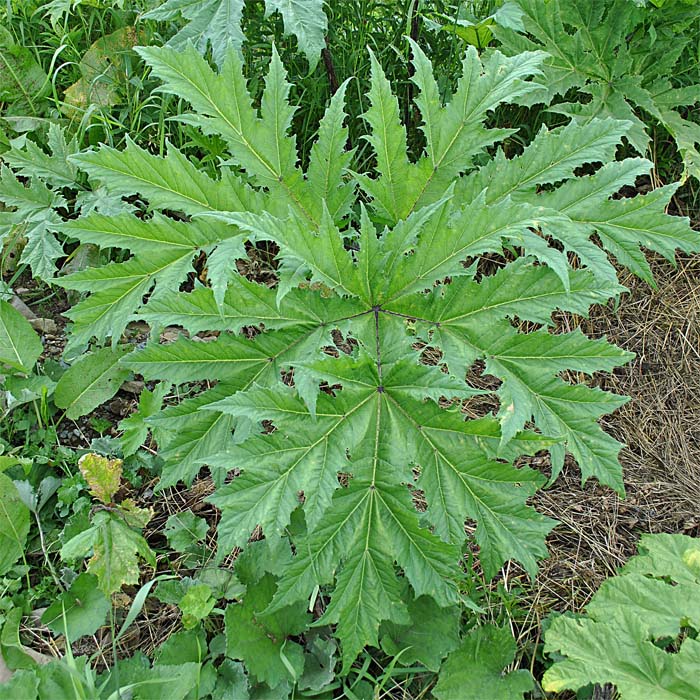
left=492, top=0, right=700, bottom=180
left=61, top=40, right=698, bottom=667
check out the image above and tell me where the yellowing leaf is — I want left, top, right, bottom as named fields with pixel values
left=79, top=453, right=122, bottom=505
left=88, top=511, right=155, bottom=595
left=682, top=548, right=700, bottom=577
left=0, top=26, right=49, bottom=114
left=119, top=498, right=154, bottom=529
left=61, top=27, right=143, bottom=118
left=61, top=510, right=155, bottom=595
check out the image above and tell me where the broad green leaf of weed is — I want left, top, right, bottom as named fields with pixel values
left=0, top=669, right=39, bottom=699
left=0, top=168, right=65, bottom=280
left=53, top=39, right=700, bottom=668
left=265, top=0, right=327, bottom=69
left=101, top=655, right=200, bottom=700
left=214, top=659, right=250, bottom=699
left=72, top=138, right=264, bottom=215
left=164, top=510, right=209, bottom=553
left=493, top=0, right=700, bottom=179
left=433, top=625, right=534, bottom=700
left=0, top=608, right=35, bottom=670
left=0, top=299, right=42, bottom=373
left=154, top=578, right=196, bottom=606
left=622, top=532, right=700, bottom=585
left=119, top=499, right=154, bottom=529
left=298, top=636, right=336, bottom=692
left=197, top=566, right=246, bottom=600
left=682, top=548, right=700, bottom=578
left=440, top=18, right=495, bottom=49
left=55, top=214, right=242, bottom=347
left=380, top=594, right=461, bottom=672
left=179, top=584, right=216, bottom=629
left=144, top=0, right=326, bottom=69
left=41, top=573, right=110, bottom=642
left=155, top=628, right=208, bottom=666
left=35, top=657, right=89, bottom=698
left=2, top=374, right=56, bottom=417
left=0, top=473, right=30, bottom=576
left=54, top=346, right=132, bottom=419
left=143, top=0, right=246, bottom=68
left=118, top=382, right=169, bottom=457
left=225, top=573, right=310, bottom=687
left=234, top=535, right=294, bottom=586
left=155, top=569, right=245, bottom=610
left=3, top=124, right=78, bottom=188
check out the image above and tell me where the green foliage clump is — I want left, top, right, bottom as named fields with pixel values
left=544, top=533, right=700, bottom=699
left=0, top=123, right=135, bottom=281
left=494, top=0, right=700, bottom=180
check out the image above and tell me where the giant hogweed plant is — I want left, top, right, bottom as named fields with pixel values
left=492, top=0, right=700, bottom=180
left=55, top=42, right=697, bottom=668
left=142, top=0, right=327, bottom=69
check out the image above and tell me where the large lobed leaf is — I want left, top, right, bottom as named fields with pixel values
left=58, top=39, right=699, bottom=668
left=143, top=0, right=326, bottom=69
left=543, top=533, right=700, bottom=699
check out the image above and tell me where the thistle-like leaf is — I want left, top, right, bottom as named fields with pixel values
left=55, top=41, right=699, bottom=667
left=72, top=137, right=263, bottom=215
